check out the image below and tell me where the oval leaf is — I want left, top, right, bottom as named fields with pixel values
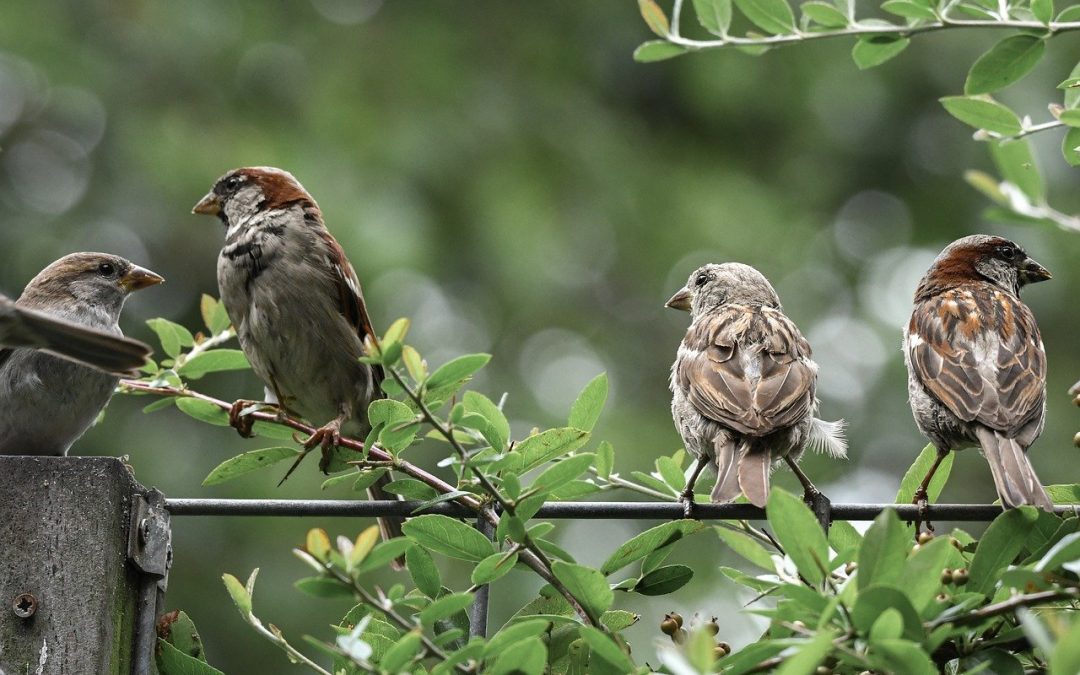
left=767, top=488, right=830, bottom=586
left=852, top=36, right=911, bottom=70
left=601, top=520, right=707, bottom=575
left=472, top=552, right=519, bottom=585
left=402, top=514, right=495, bottom=562
left=203, top=447, right=301, bottom=486
left=965, top=35, right=1046, bottom=95
left=633, top=564, right=693, bottom=595
left=551, top=561, right=614, bottom=619
left=733, top=0, right=796, bottom=33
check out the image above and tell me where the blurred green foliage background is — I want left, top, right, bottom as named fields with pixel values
left=1, top=1, right=1078, bottom=671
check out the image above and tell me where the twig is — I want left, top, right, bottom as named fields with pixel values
left=118, top=379, right=482, bottom=511
left=664, top=17, right=1080, bottom=52
left=248, top=618, right=333, bottom=675
left=929, top=588, right=1080, bottom=628
left=385, top=367, right=600, bottom=627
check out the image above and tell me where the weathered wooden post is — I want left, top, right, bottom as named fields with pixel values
left=0, top=457, right=171, bottom=675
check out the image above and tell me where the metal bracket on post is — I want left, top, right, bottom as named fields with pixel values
left=128, top=488, right=172, bottom=675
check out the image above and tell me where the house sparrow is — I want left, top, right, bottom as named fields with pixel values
left=667, top=263, right=846, bottom=510
left=905, top=234, right=1053, bottom=513
left=0, top=253, right=163, bottom=456
left=192, top=167, right=403, bottom=550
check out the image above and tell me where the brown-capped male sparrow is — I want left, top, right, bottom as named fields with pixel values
left=667, top=263, right=846, bottom=511
left=192, top=167, right=403, bottom=549
left=905, top=235, right=1053, bottom=514
left=0, top=253, right=163, bottom=456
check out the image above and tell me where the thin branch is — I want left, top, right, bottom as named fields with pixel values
left=664, top=17, right=1080, bottom=52
left=118, top=379, right=482, bottom=510
left=929, top=589, right=1080, bottom=628
left=247, top=618, right=333, bottom=675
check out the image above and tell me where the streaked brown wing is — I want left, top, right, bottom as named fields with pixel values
left=908, top=287, right=1044, bottom=435
left=678, top=305, right=815, bottom=436
left=313, top=212, right=385, bottom=390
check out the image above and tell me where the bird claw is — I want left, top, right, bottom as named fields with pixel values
left=912, top=488, right=935, bottom=535
left=228, top=399, right=263, bottom=438
left=679, top=489, right=698, bottom=520
left=303, top=421, right=343, bottom=475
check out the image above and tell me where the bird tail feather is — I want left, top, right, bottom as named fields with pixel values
left=737, top=440, right=771, bottom=508
left=367, top=471, right=406, bottom=569
left=711, top=437, right=742, bottom=504
left=975, top=427, right=1052, bottom=512
left=16, top=306, right=151, bottom=376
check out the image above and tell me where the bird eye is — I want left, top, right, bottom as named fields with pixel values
left=695, top=273, right=709, bottom=287
left=224, top=176, right=241, bottom=191
left=995, top=244, right=1018, bottom=259
left=98, top=262, right=115, bottom=277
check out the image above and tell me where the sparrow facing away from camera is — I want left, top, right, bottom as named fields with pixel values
left=905, top=235, right=1053, bottom=515
left=0, top=253, right=163, bottom=456
left=193, top=167, right=403, bottom=550
left=667, top=263, right=846, bottom=510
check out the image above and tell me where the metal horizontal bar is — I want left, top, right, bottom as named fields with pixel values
left=164, top=499, right=1080, bottom=521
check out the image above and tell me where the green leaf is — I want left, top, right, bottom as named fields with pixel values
left=579, top=626, right=636, bottom=672
left=852, top=585, right=924, bottom=641
left=965, top=35, right=1045, bottom=95
left=156, top=639, right=225, bottom=675
left=199, top=294, right=231, bottom=335
left=767, top=488, right=830, bottom=586
left=633, top=41, right=689, bottom=63
left=961, top=650, right=1024, bottom=675
left=969, top=507, right=1040, bottom=594
left=734, top=0, right=796, bottom=33
left=142, top=398, right=175, bottom=414
left=896, top=444, right=954, bottom=502
left=177, top=349, right=249, bottom=379
left=222, top=572, right=252, bottom=618
left=871, top=608, right=905, bottom=641
left=518, top=428, right=591, bottom=473
left=402, top=514, right=495, bottom=562
left=406, top=545, right=442, bottom=598
left=568, top=373, right=608, bottom=432
left=990, top=138, right=1045, bottom=203
left=802, top=1, right=849, bottom=25
left=176, top=398, right=230, bottom=426
left=1034, top=532, right=1080, bottom=573
left=1032, top=0, right=1054, bottom=22
left=354, top=538, right=413, bottom=574
left=351, top=468, right=388, bottom=492
left=633, top=564, right=693, bottom=595
left=472, top=552, right=519, bottom=585
left=600, top=520, right=707, bottom=575
left=694, top=0, right=733, bottom=34
left=1051, top=615, right=1080, bottom=675
left=881, top=0, right=937, bottom=18
left=829, top=520, right=863, bottom=563
left=1047, top=484, right=1080, bottom=503
left=1057, top=4, right=1080, bottom=20
left=419, top=592, right=474, bottom=627
left=852, top=36, right=910, bottom=70
left=595, top=441, right=615, bottom=479
left=483, top=619, right=552, bottom=659
left=715, top=526, right=776, bottom=570
left=463, top=391, right=509, bottom=451
left=1063, top=127, right=1080, bottom=166
left=775, top=629, right=837, bottom=675
left=294, top=577, right=352, bottom=598
left=1056, top=107, right=1080, bottom=125
left=857, top=509, right=909, bottom=590
left=382, top=478, right=438, bottom=500
left=146, top=318, right=194, bottom=358
left=202, top=447, right=300, bottom=486
left=489, top=636, right=547, bottom=675
left=425, top=353, right=491, bottom=394
left=600, top=610, right=639, bottom=632
left=381, top=631, right=423, bottom=673
left=870, top=638, right=936, bottom=675
left=530, top=454, right=595, bottom=494
left=901, top=536, right=952, bottom=612
left=656, top=456, right=685, bottom=492
left=160, top=611, right=207, bottom=661
left=551, top=561, right=614, bottom=618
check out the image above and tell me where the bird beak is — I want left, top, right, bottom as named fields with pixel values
left=119, top=265, right=165, bottom=292
left=665, top=287, right=692, bottom=312
left=1019, top=256, right=1052, bottom=285
left=192, top=191, right=222, bottom=216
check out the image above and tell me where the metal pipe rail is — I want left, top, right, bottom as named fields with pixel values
left=164, top=498, right=1075, bottom=521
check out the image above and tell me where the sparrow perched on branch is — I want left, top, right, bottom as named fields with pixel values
left=193, top=167, right=403, bottom=549
left=905, top=235, right=1053, bottom=513
left=0, top=253, right=163, bottom=456
left=667, top=263, right=846, bottom=510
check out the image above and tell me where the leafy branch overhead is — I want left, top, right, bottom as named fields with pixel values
left=636, top=0, right=1080, bottom=233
